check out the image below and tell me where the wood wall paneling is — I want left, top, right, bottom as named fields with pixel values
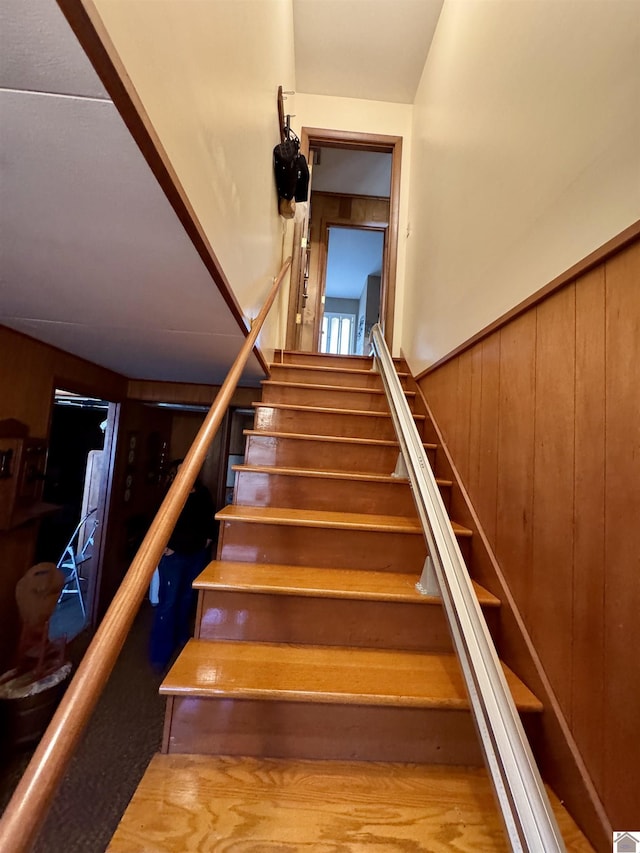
left=417, top=234, right=640, bottom=840
left=531, top=286, right=576, bottom=719
left=602, top=241, right=640, bottom=828
left=477, top=334, right=501, bottom=548
left=495, top=312, right=537, bottom=623
left=433, top=359, right=458, bottom=455
left=572, top=266, right=606, bottom=795
left=453, top=350, right=473, bottom=487
left=466, top=345, right=483, bottom=502
left=127, top=380, right=258, bottom=409
left=0, top=327, right=125, bottom=434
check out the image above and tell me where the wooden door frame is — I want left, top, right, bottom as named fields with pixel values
left=286, top=128, right=402, bottom=353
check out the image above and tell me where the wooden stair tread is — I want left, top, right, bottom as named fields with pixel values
left=194, top=560, right=500, bottom=607
left=216, top=504, right=471, bottom=536
left=244, top=428, right=437, bottom=451
left=108, top=754, right=594, bottom=853
left=261, top=379, right=415, bottom=397
left=161, top=639, right=542, bottom=712
left=271, top=362, right=409, bottom=379
left=252, top=401, right=426, bottom=421
left=276, top=350, right=406, bottom=364
left=232, top=462, right=452, bottom=488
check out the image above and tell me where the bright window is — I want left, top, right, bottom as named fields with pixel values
left=321, top=313, right=355, bottom=354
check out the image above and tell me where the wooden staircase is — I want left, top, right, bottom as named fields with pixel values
left=109, top=351, right=593, bottom=851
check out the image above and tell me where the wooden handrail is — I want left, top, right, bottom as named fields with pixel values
left=0, top=257, right=292, bottom=853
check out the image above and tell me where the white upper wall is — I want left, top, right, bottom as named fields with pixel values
left=293, top=92, right=413, bottom=353
left=402, top=0, right=640, bottom=373
left=312, top=148, right=391, bottom=197
left=91, top=0, right=296, bottom=357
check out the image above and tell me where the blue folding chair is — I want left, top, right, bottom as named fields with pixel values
left=56, top=507, right=99, bottom=619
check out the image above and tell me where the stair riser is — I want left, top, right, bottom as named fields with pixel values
left=233, top=471, right=434, bottom=516
left=244, top=433, right=436, bottom=474
left=260, top=384, right=414, bottom=413
left=196, top=589, right=467, bottom=652
left=163, top=697, right=483, bottom=765
left=269, top=365, right=408, bottom=389
left=254, top=406, right=421, bottom=441
left=217, top=521, right=430, bottom=572
left=279, top=353, right=374, bottom=369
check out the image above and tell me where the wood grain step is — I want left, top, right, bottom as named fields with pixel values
left=252, top=402, right=425, bottom=441
left=260, top=380, right=416, bottom=412
left=234, top=463, right=448, bottom=490
left=194, top=561, right=499, bottom=651
left=215, top=506, right=470, bottom=572
left=269, top=361, right=409, bottom=388
left=276, top=350, right=408, bottom=371
left=232, top=463, right=450, bottom=515
left=107, top=754, right=595, bottom=853
left=160, top=640, right=541, bottom=762
left=244, top=430, right=438, bottom=473
left=163, top=640, right=537, bottom=710
left=216, top=505, right=470, bottom=536
left=194, top=561, right=499, bottom=606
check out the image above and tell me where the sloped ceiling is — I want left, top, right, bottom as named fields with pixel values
left=0, top=0, right=264, bottom=385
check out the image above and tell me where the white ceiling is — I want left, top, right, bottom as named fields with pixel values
left=0, top=0, right=443, bottom=386
left=293, top=0, right=443, bottom=103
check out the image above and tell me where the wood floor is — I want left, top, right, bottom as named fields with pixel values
left=107, top=754, right=594, bottom=853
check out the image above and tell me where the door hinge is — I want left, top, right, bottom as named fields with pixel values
left=295, top=313, right=302, bottom=324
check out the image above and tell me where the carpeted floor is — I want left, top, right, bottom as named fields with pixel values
left=0, top=601, right=167, bottom=852
left=49, top=593, right=87, bottom=643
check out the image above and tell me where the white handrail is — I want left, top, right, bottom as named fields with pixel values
left=370, top=324, right=565, bottom=853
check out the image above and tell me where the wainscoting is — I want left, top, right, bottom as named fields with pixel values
left=419, top=235, right=640, bottom=831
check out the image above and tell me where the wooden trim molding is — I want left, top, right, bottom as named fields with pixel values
left=56, top=0, right=269, bottom=376
left=311, top=190, right=391, bottom=203
left=417, top=219, right=640, bottom=379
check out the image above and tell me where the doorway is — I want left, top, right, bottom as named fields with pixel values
left=36, top=389, right=119, bottom=640
left=321, top=226, right=385, bottom=355
left=286, top=129, right=402, bottom=354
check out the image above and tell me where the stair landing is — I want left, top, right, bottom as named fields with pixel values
left=107, top=754, right=594, bottom=852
